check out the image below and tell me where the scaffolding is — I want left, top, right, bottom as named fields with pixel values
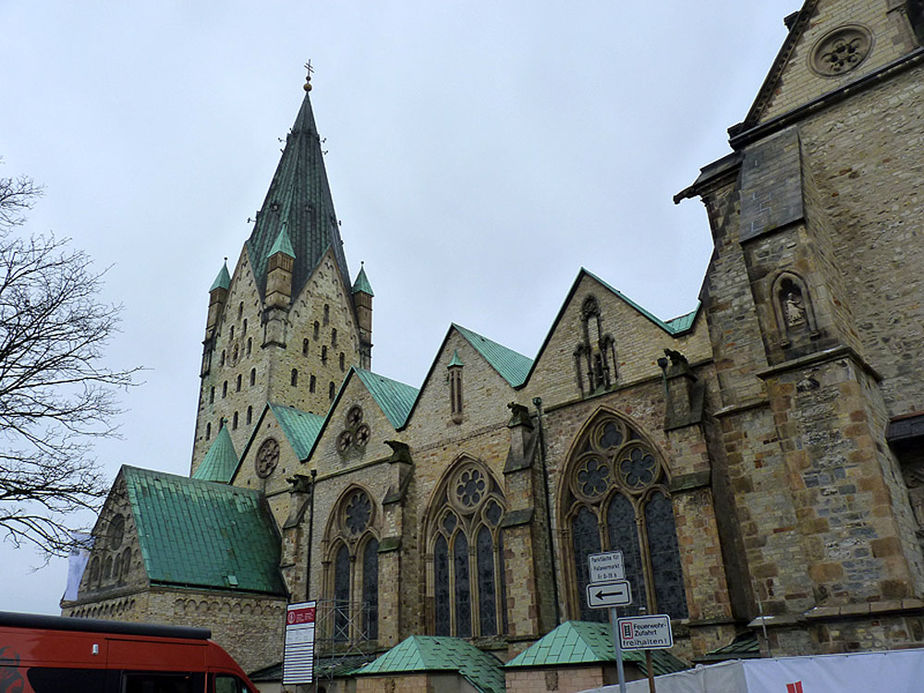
left=308, top=598, right=378, bottom=691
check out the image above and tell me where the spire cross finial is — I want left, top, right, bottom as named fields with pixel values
left=304, top=60, right=314, bottom=91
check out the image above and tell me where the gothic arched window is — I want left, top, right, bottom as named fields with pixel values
left=561, top=410, right=687, bottom=622
left=324, top=488, right=379, bottom=644
left=427, top=458, right=507, bottom=637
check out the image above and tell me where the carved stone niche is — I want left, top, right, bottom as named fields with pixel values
left=573, top=295, right=618, bottom=397
left=771, top=272, right=819, bottom=348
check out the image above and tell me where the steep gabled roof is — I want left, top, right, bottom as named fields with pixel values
left=192, top=426, right=238, bottom=483
left=269, top=403, right=325, bottom=460
left=245, top=87, right=350, bottom=300
left=522, top=267, right=699, bottom=386
left=454, top=323, right=533, bottom=387
left=354, top=368, right=419, bottom=428
left=505, top=621, right=688, bottom=675
left=355, top=635, right=505, bottom=693
left=122, top=466, right=285, bottom=595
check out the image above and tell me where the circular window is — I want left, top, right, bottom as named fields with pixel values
left=572, top=453, right=611, bottom=501
left=450, top=466, right=488, bottom=512
left=346, top=405, right=363, bottom=428
left=255, top=438, right=280, bottom=478
left=616, top=443, right=658, bottom=490
left=810, top=25, right=872, bottom=77
left=343, top=490, right=372, bottom=535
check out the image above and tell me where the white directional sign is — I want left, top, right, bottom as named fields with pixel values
left=617, top=614, right=673, bottom=650
left=588, top=551, right=624, bottom=583
left=586, top=579, right=632, bottom=608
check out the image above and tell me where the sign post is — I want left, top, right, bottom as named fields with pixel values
left=283, top=601, right=317, bottom=687
left=587, top=552, right=629, bottom=693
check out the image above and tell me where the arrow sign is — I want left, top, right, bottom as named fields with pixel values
left=586, top=579, right=632, bottom=608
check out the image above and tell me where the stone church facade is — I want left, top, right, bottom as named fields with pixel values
left=63, top=0, right=924, bottom=688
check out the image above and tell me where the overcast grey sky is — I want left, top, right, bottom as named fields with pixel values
left=1, top=1, right=797, bottom=614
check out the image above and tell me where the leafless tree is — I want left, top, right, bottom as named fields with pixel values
left=0, top=165, right=140, bottom=557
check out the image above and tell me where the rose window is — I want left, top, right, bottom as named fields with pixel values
left=355, top=424, right=371, bottom=447
left=810, top=26, right=872, bottom=77
left=618, top=446, right=657, bottom=489
left=344, top=491, right=372, bottom=535
left=576, top=456, right=610, bottom=498
left=337, top=405, right=370, bottom=456
left=455, top=468, right=486, bottom=508
left=255, top=438, right=280, bottom=478
left=347, top=405, right=363, bottom=427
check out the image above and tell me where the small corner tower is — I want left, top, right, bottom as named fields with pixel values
left=352, top=262, right=374, bottom=369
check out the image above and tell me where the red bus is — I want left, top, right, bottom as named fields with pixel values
left=0, top=611, right=259, bottom=693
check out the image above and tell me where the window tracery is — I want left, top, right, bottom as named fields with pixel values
left=573, top=295, right=618, bottom=397
left=561, top=411, right=687, bottom=622
left=324, top=487, right=379, bottom=644
left=427, top=458, right=507, bottom=638
left=337, top=406, right=371, bottom=457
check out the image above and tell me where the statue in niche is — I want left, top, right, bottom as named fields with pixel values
left=783, top=287, right=806, bottom=327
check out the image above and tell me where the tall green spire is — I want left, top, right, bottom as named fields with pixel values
left=246, top=84, right=350, bottom=300
left=352, top=263, right=374, bottom=296
left=210, top=260, right=231, bottom=291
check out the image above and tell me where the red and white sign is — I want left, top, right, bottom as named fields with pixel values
left=283, top=601, right=317, bottom=685
left=617, top=614, right=673, bottom=650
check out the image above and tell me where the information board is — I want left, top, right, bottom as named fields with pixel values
left=617, top=614, right=673, bottom=650
left=283, top=601, right=316, bottom=685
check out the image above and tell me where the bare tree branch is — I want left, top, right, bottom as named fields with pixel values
left=0, top=167, right=140, bottom=557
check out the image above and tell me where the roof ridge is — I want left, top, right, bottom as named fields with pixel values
left=452, top=323, right=533, bottom=387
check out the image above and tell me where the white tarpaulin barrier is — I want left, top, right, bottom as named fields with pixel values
left=586, top=648, right=924, bottom=692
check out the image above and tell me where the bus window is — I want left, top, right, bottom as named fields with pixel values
left=213, top=674, right=250, bottom=693
left=26, top=667, right=108, bottom=692
left=123, top=672, right=204, bottom=693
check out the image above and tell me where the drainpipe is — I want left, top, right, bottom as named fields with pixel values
left=305, top=468, right=317, bottom=601
left=533, top=396, right=561, bottom=626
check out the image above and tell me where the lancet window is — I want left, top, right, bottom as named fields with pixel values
left=562, top=410, right=687, bottom=622
left=324, top=487, right=379, bottom=643
left=427, top=458, right=507, bottom=638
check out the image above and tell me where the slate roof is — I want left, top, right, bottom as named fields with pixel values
left=122, top=466, right=285, bottom=595
left=210, top=261, right=231, bottom=291
left=505, top=621, right=689, bottom=676
left=354, top=368, right=419, bottom=429
left=191, top=426, right=239, bottom=483
left=454, top=323, right=533, bottom=387
left=270, top=403, right=325, bottom=460
left=245, top=88, right=350, bottom=300
left=352, top=264, right=373, bottom=296
left=355, top=635, right=505, bottom=693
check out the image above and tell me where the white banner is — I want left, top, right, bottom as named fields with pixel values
left=282, top=601, right=317, bottom=686
left=587, top=648, right=924, bottom=693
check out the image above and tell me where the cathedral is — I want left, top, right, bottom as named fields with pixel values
left=62, top=1, right=924, bottom=691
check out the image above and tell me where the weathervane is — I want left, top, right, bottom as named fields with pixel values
left=304, top=60, right=314, bottom=91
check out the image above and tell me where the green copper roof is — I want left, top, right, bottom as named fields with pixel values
left=355, top=635, right=505, bottom=693
left=355, top=368, right=419, bottom=428
left=583, top=268, right=699, bottom=335
left=447, top=350, right=464, bottom=368
left=122, top=466, right=285, bottom=595
left=505, top=621, right=688, bottom=676
left=698, top=632, right=760, bottom=662
left=454, top=324, right=533, bottom=387
left=267, top=223, right=296, bottom=260
left=210, top=262, right=231, bottom=292
left=269, top=403, right=325, bottom=460
left=191, top=426, right=238, bottom=483
left=352, top=264, right=373, bottom=296
left=246, top=88, right=349, bottom=300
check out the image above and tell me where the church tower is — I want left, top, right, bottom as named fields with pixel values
left=190, top=74, right=372, bottom=474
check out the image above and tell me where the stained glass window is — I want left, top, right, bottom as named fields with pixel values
left=645, top=492, right=688, bottom=619
left=565, top=413, right=687, bottom=622
left=434, top=535, right=451, bottom=636
left=362, top=539, right=379, bottom=640
left=453, top=534, right=471, bottom=638
left=572, top=505, right=603, bottom=622
left=477, top=526, right=497, bottom=636
left=607, top=493, right=647, bottom=616
left=333, top=544, right=350, bottom=642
